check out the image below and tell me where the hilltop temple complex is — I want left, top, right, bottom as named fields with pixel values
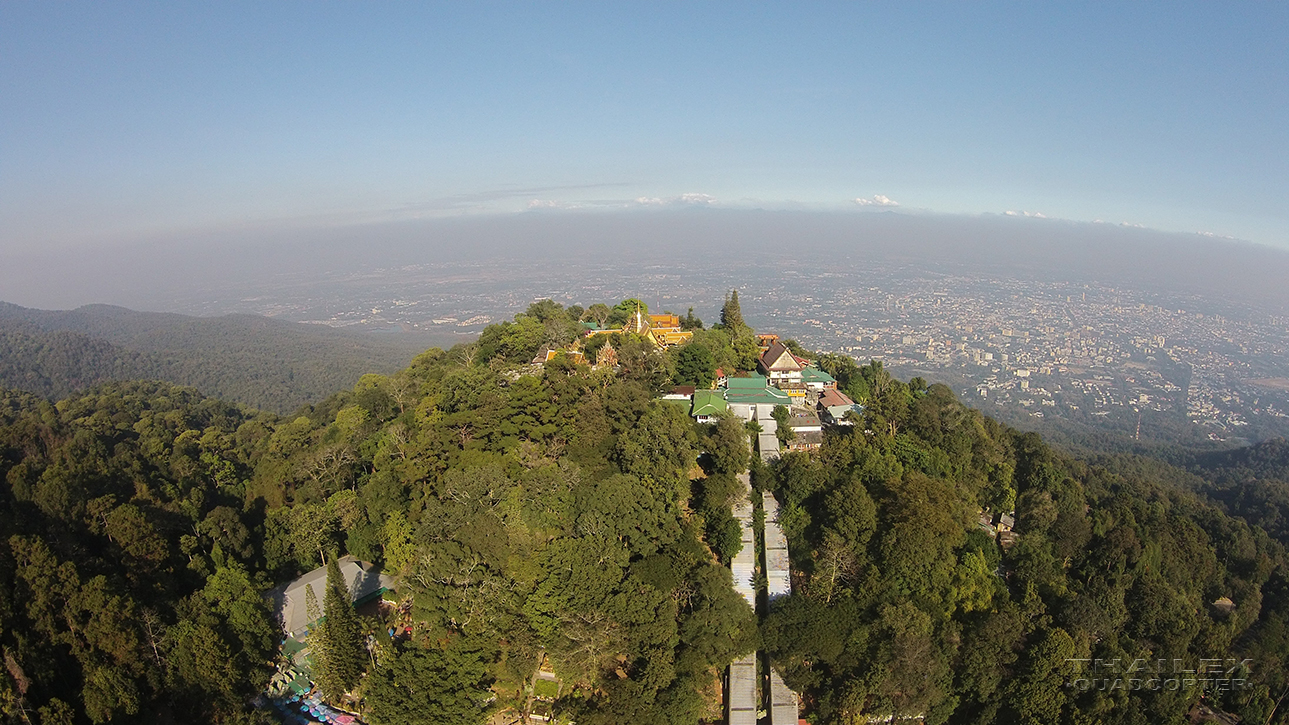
left=538, top=300, right=862, bottom=449
left=584, top=306, right=694, bottom=349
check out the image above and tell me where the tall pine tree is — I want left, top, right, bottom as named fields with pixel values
left=315, top=557, right=366, bottom=700
left=305, top=582, right=322, bottom=625
left=721, top=289, right=747, bottom=333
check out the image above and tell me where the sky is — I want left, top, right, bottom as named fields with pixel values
left=2, top=2, right=1287, bottom=254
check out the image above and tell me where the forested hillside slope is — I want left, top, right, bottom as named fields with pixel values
left=1183, top=438, right=1289, bottom=548
left=1, top=298, right=1287, bottom=725
left=1071, top=437, right=1289, bottom=557
left=0, top=303, right=434, bottom=413
left=761, top=388, right=1287, bottom=723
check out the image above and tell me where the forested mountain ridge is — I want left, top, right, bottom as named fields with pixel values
left=1194, top=438, right=1289, bottom=483
left=0, top=302, right=435, bottom=413
left=1072, top=437, right=1289, bottom=556
left=0, top=322, right=146, bottom=400
left=1181, top=438, right=1289, bottom=550
left=1, top=298, right=1288, bottom=724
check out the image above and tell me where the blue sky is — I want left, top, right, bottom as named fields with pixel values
left=2, top=2, right=1286, bottom=251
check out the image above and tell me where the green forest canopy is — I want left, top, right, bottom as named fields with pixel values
left=1, top=297, right=1288, bottom=725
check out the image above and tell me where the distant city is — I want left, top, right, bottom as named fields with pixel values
left=166, top=258, right=1289, bottom=445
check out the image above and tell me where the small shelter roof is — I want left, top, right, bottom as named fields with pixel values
left=818, top=388, right=854, bottom=408
left=691, top=390, right=729, bottom=417
left=800, top=367, right=836, bottom=384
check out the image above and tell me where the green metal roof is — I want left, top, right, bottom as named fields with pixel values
left=724, top=386, right=791, bottom=406
left=725, top=375, right=768, bottom=389
left=691, top=390, right=729, bottom=416
left=800, top=367, right=836, bottom=384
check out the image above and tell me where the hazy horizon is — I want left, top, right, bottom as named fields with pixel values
left=2, top=207, right=1288, bottom=316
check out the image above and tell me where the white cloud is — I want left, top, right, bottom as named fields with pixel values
left=634, top=192, right=716, bottom=206
left=1005, top=210, right=1045, bottom=218
left=1120, top=221, right=1144, bottom=228
left=527, top=199, right=589, bottom=210
left=855, top=194, right=899, bottom=207
left=679, top=192, right=716, bottom=204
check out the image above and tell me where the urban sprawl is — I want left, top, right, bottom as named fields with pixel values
left=178, top=261, right=1289, bottom=442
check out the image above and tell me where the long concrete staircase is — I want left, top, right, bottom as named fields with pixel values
left=728, top=472, right=759, bottom=725
left=725, top=466, right=800, bottom=725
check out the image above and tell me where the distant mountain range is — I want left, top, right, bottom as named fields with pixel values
left=0, top=302, right=447, bottom=413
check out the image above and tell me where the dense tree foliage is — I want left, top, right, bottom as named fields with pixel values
left=772, top=404, right=795, bottom=447
left=3, top=299, right=1289, bottom=724
left=365, top=638, right=495, bottom=725
left=679, top=308, right=703, bottom=331
left=761, top=366, right=1289, bottom=724
left=0, top=299, right=761, bottom=723
left=605, top=299, right=648, bottom=327
left=0, top=382, right=278, bottom=722
left=673, top=345, right=716, bottom=389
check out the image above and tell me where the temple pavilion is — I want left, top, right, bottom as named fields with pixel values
left=585, top=305, right=693, bottom=349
